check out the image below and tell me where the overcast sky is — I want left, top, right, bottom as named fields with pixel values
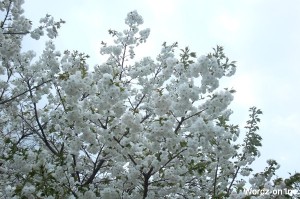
left=23, top=0, right=300, bottom=178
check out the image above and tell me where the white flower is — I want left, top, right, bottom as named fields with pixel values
left=46, top=27, right=56, bottom=38
left=154, top=93, right=171, bottom=115
left=30, top=27, right=44, bottom=40
left=102, top=188, right=118, bottom=199
left=102, top=73, right=113, bottom=84
left=125, top=10, right=143, bottom=26
left=139, top=28, right=150, bottom=43
left=82, top=190, right=97, bottom=199
left=22, top=184, right=35, bottom=195
left=112, top=46, right=122, bottom=56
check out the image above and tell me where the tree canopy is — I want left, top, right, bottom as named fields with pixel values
left=0, top=1, right=299, bottom=198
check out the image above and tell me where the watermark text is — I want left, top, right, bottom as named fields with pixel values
left=244, top=188, right=297, bottom=196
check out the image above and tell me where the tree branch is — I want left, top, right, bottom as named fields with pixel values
left=1, top=0, right=12, bottom=29
left=157, top=148, right=187, bottom=174
left=142, top=166, right=154, bottom=199
left=3, top=31, right=30, bottom=35
left=213, top=158, right=219, bottom=197
left=119, top=44, right=127, bottom=80
left=83, top=159, right=105, bottom=186
left=174, top=117, right=185, bottom=135
left=26, top=80, right=58, bottom=155
left=0, top=79, right=51, bottom=105
left=128, top=154, right=137, bottom=166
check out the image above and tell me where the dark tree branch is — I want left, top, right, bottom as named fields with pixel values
left=119, top=44, right=127, bottom=80
left=83, top=159, right=105, bottom=186
left=226, top=152, right=246, bottom=196
left=173, top=108, right=207, bottom=135
left=54, top=83, right=67, bottom=112
left=71, top=154, right=81, bottom=182
left=17, top=113, right=44, bottom=140
left=0, top=67, right=13, bottom=102
left=142, top=166, right=154, bottom=199
left=133, top=93, right=146, bottom=113
left=140, top=113, right=151, bottom=123
left=1, top=0, right=12, bottom=29
left=158, top=148, right=187, bottom=173
left=26, top=80, right=58, bottom=156
left=0, top=79, right=52, bottom=105
left=128, top=154, right=137, bottom=166
left=213, top=158, right=219, bottom=198
left=174, top=117, right=185, bottom=135
left=185, top=108, right=207, bottom=120
left=3, top=31, right=30, bottom=35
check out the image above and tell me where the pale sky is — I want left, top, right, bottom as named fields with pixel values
left=23, top=0, right=300, bottom=178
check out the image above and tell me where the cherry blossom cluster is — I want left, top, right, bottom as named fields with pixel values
left=0, top=1, right=299, bottom=198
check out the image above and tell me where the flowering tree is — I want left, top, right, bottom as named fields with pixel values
left=0, top=1, right=299, bottom=198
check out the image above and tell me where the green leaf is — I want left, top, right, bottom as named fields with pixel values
left=180, top=141, right=187, bottom=147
